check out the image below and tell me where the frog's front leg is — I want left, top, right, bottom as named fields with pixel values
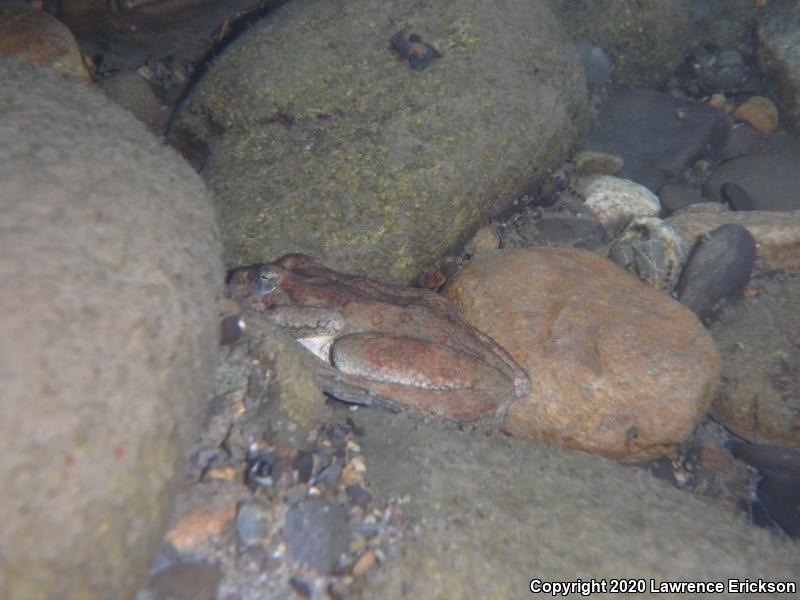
left=330, top=332, right=521, bottom=421
left=264, top=305, right=345, bottom=361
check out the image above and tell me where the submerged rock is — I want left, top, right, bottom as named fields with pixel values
left=580, top=89, right=729, bottom=190
left=445, top=248, right=719, bottom=462
left=705, top=154, right=800, bottom=211
left=169, top=0, right=588, bottom=283
left=666, top=209, right=800, bottom=274
left=711, top=275, right=800, bottom=447
left=353, top=408, right=800, bottom=596
left=676, top=224, right=756, bottom=319
left=0, top=57, right=222, bottom=599
left=756, top=2, right=800, bottom=132
left=608, top=216, right=689, bottom=291
left=576, top=174, right=661, bottom=231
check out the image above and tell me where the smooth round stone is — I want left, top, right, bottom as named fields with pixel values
left=579, top=89, right=729, bottom=190
left=144, top=562, right=223, bottom=600
left=657, top=183, right=708, bottom=215
left=666, top=209, right=800, bottom=273
left=720, top=123, right=771, bottom=161
left=98, top=70, right=163, bottom=134
left=705, top=154, right=800, bottom=211
left=0, top=3, right=90, bottom=82
left=573, top=149, right=624, bottom=176
left=676, top=224, right=756, bottom=319
left=608, top=217, right=689, bottom=291
left=445, top=247, right=720, bottom=462
left=235, top=501, right=273, bottom=547
left=576, top=175, right=661, bottom=231
left=733, top=96, right=779, bottom=136
left=732, top=443, right=800, bottom=479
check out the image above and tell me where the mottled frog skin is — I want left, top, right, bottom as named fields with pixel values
left=228, top=254, right=530, bottom=420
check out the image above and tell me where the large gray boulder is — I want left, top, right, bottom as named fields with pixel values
left=170, top=0, right=588, bottom=283
left=0, top=58, right=223, bottom=599
left=756, top=0, right=800, bottom=133
left=355, top=409, right=800, bottom=597
left=547, top=0, right=691, bottom=89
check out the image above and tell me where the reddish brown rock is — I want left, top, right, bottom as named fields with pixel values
left=0, top=4, right=90, bottom=82
left=733, top=96, right=779, bottom=136
left=445, top=248, right=720, bottom=462
left=666, top=210, right=800, bottom=273
left=165, top=502, right=238, bottom=553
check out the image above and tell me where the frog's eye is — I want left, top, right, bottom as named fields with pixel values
left=253, top=269, right=278, bottom=295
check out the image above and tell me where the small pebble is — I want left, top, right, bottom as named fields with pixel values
left=676, top=224, right=756, bottom=319
left=346, top=484, right=373, bottom=508
left=290, top=576, right=313, bottom=598
left=464, top=225, right=500, bottom=258
left=293, top=450, right=314, bottom=484
left=733, top=96, right=779, bottom=137
left=608, top=217, right=688, bottom=291
left=340, top=465, right=363, bottom=486
left=146, top=562, right=223, bottom=600
left=316, top=463, right=343, bottom=489
left=352, top=549, right=377, bottom=576
left=572, top=150, right=624, bottom=176
left=235, top=501, right=273, bottom=547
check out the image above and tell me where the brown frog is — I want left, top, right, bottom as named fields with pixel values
left=228, top=254, right=530, bottom=421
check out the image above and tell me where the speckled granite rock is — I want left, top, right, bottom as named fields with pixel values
left=170, top=0, right=588, bottom=283
left=0, top=57, right=223, bottom=600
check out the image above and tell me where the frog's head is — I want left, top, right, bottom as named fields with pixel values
left=227, top=263, right=287, bottom=308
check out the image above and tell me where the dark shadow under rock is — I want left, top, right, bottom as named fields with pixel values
left=733, top=443, right=800, bottom=479
left=757, top=477, right=800, bottom=539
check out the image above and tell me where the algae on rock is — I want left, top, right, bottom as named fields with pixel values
left=171, top=0, right=588, bottom=283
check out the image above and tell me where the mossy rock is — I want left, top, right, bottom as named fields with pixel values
left=170, top=0, right=588, bottom=283
left=548, top=0, right=690, bottom=90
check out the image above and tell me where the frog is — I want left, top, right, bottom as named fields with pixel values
left=227, top=254, right=531, bottom=421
